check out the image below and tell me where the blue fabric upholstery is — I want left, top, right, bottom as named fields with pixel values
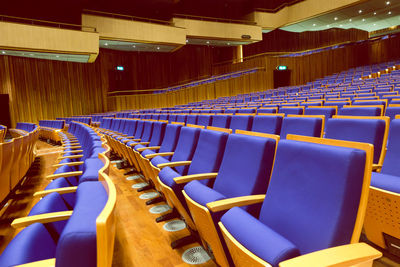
left=280, top=117, right=322, bottom=139
left=305, top=107, right=336, bottom=118
left=229, top=115, right=253, bottom=131
left=251, top=115, right=282, bottom=135
left=211, top=115, right=231, bottom=128
left=325, top=118, right=385, bottom=164
left=280, top=107, right=303, bottom=115
left=338, top=107, right=382, bottom=116
left=371, top=172, right=400, bottom=194
left=197, top=115, right=212, bottom=126
left=380, top=119, right=400, bottom=176
left=385, top=106, right=400, bottom=121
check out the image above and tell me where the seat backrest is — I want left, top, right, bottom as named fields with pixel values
left=212, top=132, right=278, bottom=215
left=176, top=115, right=187, bottom=124
left=259, top=138, right=369, bottom=255
left=325, top=117, right=388, bottom=165
left=280, top=117, right=322, bottom=139
left=197, top=115, right=212, bottom=126
left=258, top=108, right=278, bottom=114
left=279, top=107, right=304, bottom=115
left=187, top=129, right=229, bottom=186
left=211, top=115, right=231, bottom=128
left=305, top=107, right=336, bottom=119
left=148, top=122, right=166, bottom=147
left=133, top=120, right=145, bottom=139
left=170, top=127, right=202, bottom=175
left=338, top=106, right=382, bottom=116
left=385, top=106, right=400, bottom=121
left=251, top=115, right=283, bottom=135
left=159, top=124, right=182, bottom=153
left=381, top=119, right=400, bottom=176
left=229, top=115, right=253, bottom=132
left=186, top=115, right=198, bottom=125
left=237, top=108, right=256, bottom=114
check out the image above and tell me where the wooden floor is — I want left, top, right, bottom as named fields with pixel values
left=0, top=140, right=399, bottom=267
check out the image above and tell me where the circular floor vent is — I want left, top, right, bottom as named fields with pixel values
left=131, top=182, right=148, bottom=189
left=163, top=219, right=186, bottom=232
left=182, top=246, right=211, bottom=265
left=139, top=192, right=160, bottom=200
left=126, top=175, right=141, bottom=181
left=149, top=205, right=171, bottom=214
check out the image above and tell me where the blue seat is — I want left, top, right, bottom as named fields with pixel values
left=186, top=115, right=198, bottom=125
left=280, top=117, right=323, bottom=139
left=182, top=131, right=278, bottom=266
left=229, top=115, right=253, bottom=131
left=385, top=105, right=400, bottom=121
left=218, top=136, right=379, bottom=267
left=305, top=107, right=336, bottom=119
left=237, top=108, right=256, bottom=114
left=325, top=116, right=389, bottom=169
left=365, top=119, right=400, bottom=250
left=251, top=115, right=283, bottom=135
left=338, top=106, right=382, bottom=116
left=197, top=115, right=212, bottom=127
left=211, top=115, right=231, bottom=128
left=279, top=107, right=304, bottom=115
left=157, top=128, right=229, bottom=232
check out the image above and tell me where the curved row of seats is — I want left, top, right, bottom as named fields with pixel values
left=0, top=124, right=6, bottom=142
left=99, top=116, right=394, bottom=266
left=0, top=122, right=39, bottom=204
left=56, top=116, right=92, bottom=127
left=0, top=144, right=117, bottom=267
left=39, top=120, right=65, bottom=144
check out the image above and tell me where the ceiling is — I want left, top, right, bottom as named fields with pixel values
left=99, top=40, right=178, bottom=52
left=281, top=0, right=400, bottom=33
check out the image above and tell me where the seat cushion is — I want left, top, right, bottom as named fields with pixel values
left=0, top=223, right=57, bottom=266
left=221, top=207, right=300, bottom=267
left=184, top=180, right=226, bottom=207
left=371, top=172, right=400, bottom=194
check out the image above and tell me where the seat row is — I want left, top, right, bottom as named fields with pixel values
left=0, top=123, right=39, bottom=204
left=102, top=118, right=384, bottom=266
left=0, top=144, right=117, bottom=267
left=39, top=120, right=65, bottom=144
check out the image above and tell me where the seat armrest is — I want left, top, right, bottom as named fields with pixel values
left=53, top=161, right=84, bottom=168
left=279, top=243, right=382, bottom=267
left=137, top=146, right=161, bottom=152
left=206, top=194, right=265, bottom=212
left=145, top=152, right=174, bottom=159
left=62, top=145, right=81, bottom=150
left=60, top=150, right=83, bottom=155
left=33, top=186, right=78, bottom=198
left=58, top=154, right=83, bottom=160
left=130, top=141, right=150, bottom=147
left=372, top=164, right=382, bottom=172
left=46, top=171, right=83, bottom=180
left=157, top=161, right=192, bottom=169
left=174, top=173, right=218, bottom=184
left=11, top=211, right=73, bottom=228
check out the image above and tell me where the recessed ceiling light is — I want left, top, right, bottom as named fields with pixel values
left=1, top=51, right=5, bottom=54
left=362, top=19, right=365, bottom=21
left=374, top=12, right=377, bottom=15
left=340, top=25, right=343, bottom=27
left=104, top=43, right=108, bottom=46
left=157, top=47, right=160, bottom=50
left=358, top=10, right=362, bottom=14
left=132, top=45, right=136, bottom=48
left=386, top=1, right=390, bottom=5
left=29, top=53, right=34, bottom=56
left=349, top=19, right=352, bottom=22
left=334, top=17, right=338, bottom=20
left=227, top=42, right=230, bottom=45
left=388, top=11, right=392, bottom=15
left=374, top=23, right=376, bottom=26
left=312, top=23, right=316, bottom=26
left=206, top=41, right=210, bottom=44
left=327, top=25, right=330, bottom=28
left=56, top=55, right=59, bottom=58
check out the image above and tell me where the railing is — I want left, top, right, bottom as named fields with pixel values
left=82, top=9, right=174, bottom=26
left=107, top=67, right=265, bottom=97
left=173, top=13, right=256, bottom=25
left=0, top=14, right=96, bottom=32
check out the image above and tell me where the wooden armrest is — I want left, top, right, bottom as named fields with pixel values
left=60, top=150, right=83, bottom=155
left=132, top=142, right=150, bottom=148
left=63, top=146, right=82, bottom=149
left=53, top=161, right=84, bottom=168
left=372, top=164, right=382, bottom=171
left=11, top=211, right=73, bottom=228
left=46, top=171, right=83, bottom=179
left=279, top=243, right=382, bottom=267
left=15, top=258, right=56, bottom=266
left=157, top=161, right=192, bottom=169
left=145, top=152, right=174, bottom=159
left=58, top=154, right=83, bottom=160
left=34, top=186, right=78, bottom=197
left=137, top=146, right=160, bottom=152
left=174, top=173, right=218, bottom=184
left=206, top=194, right=265, bottom=212
left=136, top=146, right=161, bottom=152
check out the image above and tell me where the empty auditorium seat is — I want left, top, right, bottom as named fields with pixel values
left=280, top=117, right=323, bottom=139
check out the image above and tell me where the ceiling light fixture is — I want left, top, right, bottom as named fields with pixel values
left=388, top=11, right=392, bottom=15
left=340, top=25, right=343, bottom=27
left=386, top=1, right=390, bottom=5
left=104, top=43, right=108, bottom=46
left=56, top=55, right=59, bottom=58
left=374, top=23, right=376, bottom=26
left=227, top=42, right=230, bottom=45
left=29, top=53, right=34, bottom=56
left=312, top=23, right=316, bottom=26
left=349, top=19, right=352, bottom=22
left=186, top=40, right=188, bottom=43
left=374, top=12, right=377, bottom=15
left=206, top=41, right=210, bottom=44
left=132, top=45, right=136, bottom=48
left=334, top=17, right=338, bottom=20
left=157, top=47, right=160, bottom=50
left=327, top=25, right=330, bottom=27
left=1, top=51, right=5, bottom=54
left=359, top=10, right=362, bottom=14
left=362, top=19, right=365, bottom=21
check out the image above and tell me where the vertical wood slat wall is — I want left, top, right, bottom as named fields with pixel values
left=0, top=29, right=399, bottom=126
